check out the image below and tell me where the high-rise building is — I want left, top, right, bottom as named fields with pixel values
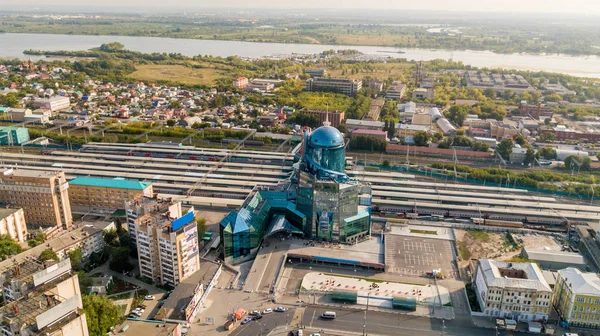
left=0, top=259, right=89, bottom=336
left=553, top=267, right=600, bottom=329
left=0, top=208, right=28, bottom=243
left=219, top=120, right=371, bottom=264
left=296, top=123, right=371, bottom=243
left=128, top=196, right=200, bottom=287
left=0, top=169, right=72, bottom=230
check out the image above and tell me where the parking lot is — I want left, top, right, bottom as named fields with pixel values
left=384, top=235, right=456, bottom=278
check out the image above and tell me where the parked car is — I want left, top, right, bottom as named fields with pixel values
left=249, top=310, right=260, bottom=316
left=241, top=317, right=252, bottom=325
left=145, top=295, right=155, bottom=300
left=253, top=313, right=263, bottom=320
left=262, top=308, right=273, bottom=314
left=275, top=307, right=286, bottom=312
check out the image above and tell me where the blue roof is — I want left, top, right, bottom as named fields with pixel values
left=309, top=126, right=344, bottom=148
left=69, top=177, right=152, bottom=190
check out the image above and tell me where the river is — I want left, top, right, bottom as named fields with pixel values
left=1, top=33, right=600, bottom=78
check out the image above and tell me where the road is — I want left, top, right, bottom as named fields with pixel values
left=229, top=310, right=295, bottom=336
left=301, top=306, right=535, bottom=336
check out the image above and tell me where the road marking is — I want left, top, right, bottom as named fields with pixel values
left=310, top=310, right=316, bottom=327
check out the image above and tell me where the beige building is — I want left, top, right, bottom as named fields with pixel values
left=474, top=259, right=552, bottom=322
left=0, top=169, right=72, bottom=230
left=0, top=259, right=89, bottom=336
left=305, top=77, right=362, bottom=96
left=68, top=176, right=153, bottom=210
left=128, top=196, right=200, bottom=287
left=0, top=208, right=28, bottom=243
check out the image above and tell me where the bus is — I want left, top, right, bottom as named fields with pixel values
left=321, top=311, right=336, bottom=320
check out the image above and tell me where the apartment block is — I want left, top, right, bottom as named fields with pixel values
left=0, top=169, right=72, bottom=230
left=0, top=208, right=28, bottom=243
left=299, top=109, right=345, bottom=127
left=305, top=77, right=362, bottom=96
left=232, top=77, right=248, bottom=89
left=474, top=259, right=552, bottom=322
left=128, top=196, right=200, bottom=287
left=68, top=176, right=153, bottom=210
left=0, top=259, right=89, bottom=336
left=553, top=267, right=600, bottom=329
left=304, top=69, right=327, bottom=78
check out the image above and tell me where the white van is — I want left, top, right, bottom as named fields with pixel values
left=321, top=311, right=336, bottom=319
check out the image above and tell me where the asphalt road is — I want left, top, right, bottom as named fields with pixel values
left=230, top=309, right=295, bottom=336
left=301, top=306, right=536, bottom=336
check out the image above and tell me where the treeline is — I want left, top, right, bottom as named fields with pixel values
left=348, top=136, right=386, bottom=152
left=430, top=162, right=597, bottom=196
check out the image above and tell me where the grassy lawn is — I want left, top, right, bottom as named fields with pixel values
left=129, top=64, right=228, bottom=86
left=410, top=229, right=438, bottom=235
left=466, top=229, right=490, bottom=242
left=116, top=303, right=128, bottom=316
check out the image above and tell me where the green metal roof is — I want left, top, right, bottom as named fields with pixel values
left=69, top=177, right=152, bottom=190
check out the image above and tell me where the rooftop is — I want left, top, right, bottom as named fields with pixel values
left=478, top=258, right=551, bottom=292
left=69, top=176, right=151, bottom=190
left=0, top=208, right=21, bottom=220
left=523, top=248, right=585, bottom=266
left=155, top=260, right=221, bottom=321
left=558, top=267, right=600, bottom=296
left=116, top=321, right=179, bottom=336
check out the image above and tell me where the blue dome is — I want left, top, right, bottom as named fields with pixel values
left=309, top=126, right=344, bottom=148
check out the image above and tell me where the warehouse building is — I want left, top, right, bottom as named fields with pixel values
left=521, top=247, right=587, bottom=271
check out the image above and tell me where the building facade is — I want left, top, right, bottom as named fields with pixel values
left=0, top=126, right=30, bottom=145
left=385, top=81, right=406, bottom=100
left=232, top=77, right=248, bottom=89
left=305, top=77, right=362, bottom=96
left=553, top=267, right=600, bottom=329
left=68, top=177, right=153, bottom=210
left=299, top=109, right=345, bottom=127
left=130, top=197, right=200, bottom=287
left=0, top=259, right=89, bottom=336
left=0, top=208, right=28, bottom=243
left=0, top=169, right=72, bottom=230
left=474, top=259, right=552, bottom=322
left=33, top=96, right=71, bottom=112
left=296, top=124, right=371, bottom=243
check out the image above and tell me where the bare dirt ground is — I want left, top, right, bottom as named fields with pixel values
left=455, top=229, right=521, bottom=268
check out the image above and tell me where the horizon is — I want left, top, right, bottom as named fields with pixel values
left=2, top=1, right=600, bottom=16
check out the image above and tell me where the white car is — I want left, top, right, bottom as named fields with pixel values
left=274, top=307, right=286, bottom=312
left=310, top=334, right=321, bottom=336
left=262, top=308, right=273, bottom=314
left=145, top=295, right=155, bottom=300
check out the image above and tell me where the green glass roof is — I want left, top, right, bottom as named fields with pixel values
left=69, top=177, right=152, bottom=190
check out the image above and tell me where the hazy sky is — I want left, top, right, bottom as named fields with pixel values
left=4, top=0, right=600, bottom=14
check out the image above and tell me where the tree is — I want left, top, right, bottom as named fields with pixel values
left=69, top=248, right=84, bottom=271
left=539, top=146, right=557, bottom=160
left=108, top=247, right=133, bottom=273
left=39, top=249, right=59, bottom=262
left=496, top=139, right=514, bottom=160
left=513, top=135, right=527, bottom=147
left=471, top=141, right=490, bottom=152
left=77, top=270, right=93, bottom=292
left=166, top=119, right=176, bottom=127
left=413, top=131, right=430, bottom=147
left=455, top=128, right=466, bottom=136
left=196, top=217, right=207, bottom=239
left=484, top=88, right=496, bottom=99
left=539, top=132, right=556, bottom=142
left=0, top=235, right=22, bottom=260
left=524, top=148, right=536, bottom=165
left=544, top=118, right=552, bottom=126
left=382, top=159, right=391, bottom=167
left=597, top=152, right=600, bottom=161
left=446, top=105, right=469, bottom=127
left=82, top=294, right=122, bottom=336
left=99, top=42, right=125, bottom=52
left=564, top=155, right=591, bottom=171
left=336, top=123, right=347, bottom=134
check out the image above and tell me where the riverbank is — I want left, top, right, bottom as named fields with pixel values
left=2, top=33, right=600, bottom=77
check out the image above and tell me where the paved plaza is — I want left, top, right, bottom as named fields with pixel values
left=384, top=234, right=456, bottom=278
left=301, top=272, right=451, bottom=305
